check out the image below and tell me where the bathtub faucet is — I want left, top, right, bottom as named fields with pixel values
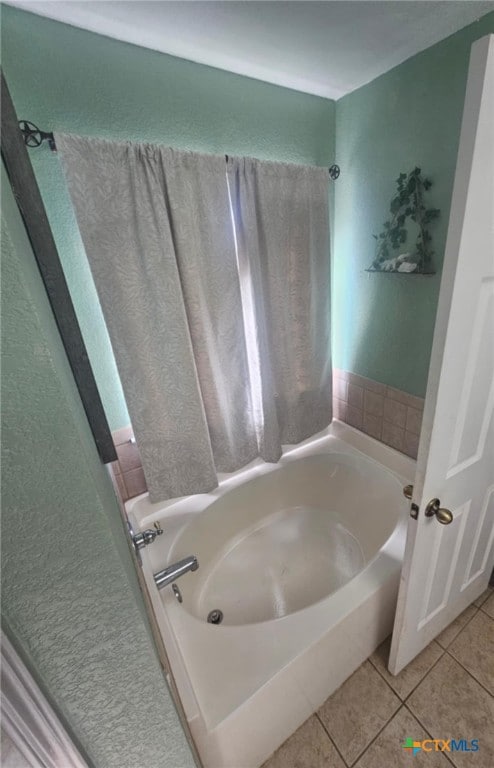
left=153, top=556, right=199, bottom=590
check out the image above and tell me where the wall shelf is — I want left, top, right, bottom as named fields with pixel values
left=365, top=269, right=436, bottom=276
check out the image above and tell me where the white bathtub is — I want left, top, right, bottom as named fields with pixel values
left=128, top=421, right=415, bottom=768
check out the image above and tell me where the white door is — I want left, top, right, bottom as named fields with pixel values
left=389, top=34, right=494, bottom=675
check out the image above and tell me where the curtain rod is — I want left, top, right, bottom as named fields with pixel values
left=18, top=121, right=341, bottom=180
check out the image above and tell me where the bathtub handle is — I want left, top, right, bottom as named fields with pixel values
left=127, top=520, right=163, bottom=554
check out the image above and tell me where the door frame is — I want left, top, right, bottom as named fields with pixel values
left=0, top=70, right=115, bottom=464
left=1, top=630, right=90, bottom=768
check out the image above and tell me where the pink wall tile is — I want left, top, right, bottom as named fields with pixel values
left=333, top=376, right=348, bottom=402
left=348, top=383, right=364, bottom=410
left=333, top=368, right=349, bottom=381
left=364, top=390, right=384, bottom=417
left=347, top=371, right=386, bottom=395
left=346, top=371, right=370, bottom=389
left=116, top=440, right=142, bottom=473
left=333, top=398, right=347, bottom=421
left=115, top=472, right=128, bottom=501
left=124, top=467, right=147, bottom=499
left=383, top=397, right=407, bottom=429
left=361, top=377, right=387, bottom=396
left=382, top=421, right=405, bottom=453
left=386, top=386, right=424, bottom=411
left=406, top=406, right=423, bottom=436
left=346, top=405, right=363, bottom=429
left=362, top=412, right=382, bottom=440
left=111, top=425, right=148, bottom=500
left=404, top=431, right=420, bottom=459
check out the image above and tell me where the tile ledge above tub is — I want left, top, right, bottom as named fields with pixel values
left=333, top=369, right=424, bottom=460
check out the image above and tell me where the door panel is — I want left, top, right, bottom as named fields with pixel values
left=447, top=280, right=493, bottom=474
left=462, top=485, right=494, bottom=589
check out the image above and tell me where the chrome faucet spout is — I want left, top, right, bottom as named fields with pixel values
left=153, top=556, right=199, bottom=590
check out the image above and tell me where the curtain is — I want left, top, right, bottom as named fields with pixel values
left=57, top=135, right=256, bottom=501
left=227, top=157, right=332, bottom=446
left=58, top=135, right=331, bottom=501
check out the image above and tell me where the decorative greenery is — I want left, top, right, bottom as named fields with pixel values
left=370, top=168, right=440, bottom=273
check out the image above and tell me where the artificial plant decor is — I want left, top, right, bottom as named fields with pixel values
left=368, top=167, right=440, bottom=273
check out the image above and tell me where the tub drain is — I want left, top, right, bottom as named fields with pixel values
left=207, top=609, right=223, bottom=625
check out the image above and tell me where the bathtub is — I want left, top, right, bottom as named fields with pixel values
left=128, top=421, right=414, bottom=768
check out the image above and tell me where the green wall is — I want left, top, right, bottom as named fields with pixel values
left=333, top=13, right=494, bottom=397
left=1, top=4, right=335, bottom=430
left=0, top=162, right=196, bottom=768
left=2, top=5, right=493, bottom=408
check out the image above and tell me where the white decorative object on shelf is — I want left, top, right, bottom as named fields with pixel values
left=368, top=168, right=439, bottom=274
left=367, top=253, right=422, bottom=273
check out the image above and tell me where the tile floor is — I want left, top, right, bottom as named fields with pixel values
left=263, top=588, right=494, bottom=768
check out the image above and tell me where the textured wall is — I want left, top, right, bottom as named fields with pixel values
left=333, top=14, right=494, bottom=397
left=1, top=4, right=335, bottom=431
left=2, top=7, right=493, bottom=412
left=0, top=163, right=196, bottom=768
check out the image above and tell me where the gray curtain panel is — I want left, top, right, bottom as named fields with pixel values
left=58, top=135, right=331, bottom=501
left=57, top=135, right=256, bottom=501
left=227, top=157, right=332, bottom=447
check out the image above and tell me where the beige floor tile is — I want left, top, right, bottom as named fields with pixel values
left=408, top=655, right=494, bottom=768
left=354, top=706, right=451, bottom=768
left=481, top=591, right=494, bottom=619
left=370, top=636, right=443, bottom=700
left=435, top=604, right=477, bottom=648
left=318, top=661, right=400, bottom=765
left=449, top=610, right=494, bottom=695
left=473, top=587, right=493, bottom=607
left=261, top=715, right=345, bottom=768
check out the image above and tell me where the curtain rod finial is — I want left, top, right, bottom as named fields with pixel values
left=329, top=164, right=340, bottom=180
left=18, top=120, right=56, bottom=151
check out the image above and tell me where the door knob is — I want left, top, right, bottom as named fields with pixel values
left=425, top=498, right=453, bottom=525
left=403, top=484, right=413, bottom=500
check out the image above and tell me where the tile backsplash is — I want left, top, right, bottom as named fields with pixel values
left=108, top=425, right=148, bottom=502
left=333, top=368, right=424, bottom=459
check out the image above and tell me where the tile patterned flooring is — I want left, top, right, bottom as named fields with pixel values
left=262, top=589, right=494, bottom=768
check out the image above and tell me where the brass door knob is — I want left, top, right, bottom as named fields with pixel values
left=425, top=498, right=453, bottom=525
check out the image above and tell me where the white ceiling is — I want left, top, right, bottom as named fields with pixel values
left=6, top=1, right=494, bottom=98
